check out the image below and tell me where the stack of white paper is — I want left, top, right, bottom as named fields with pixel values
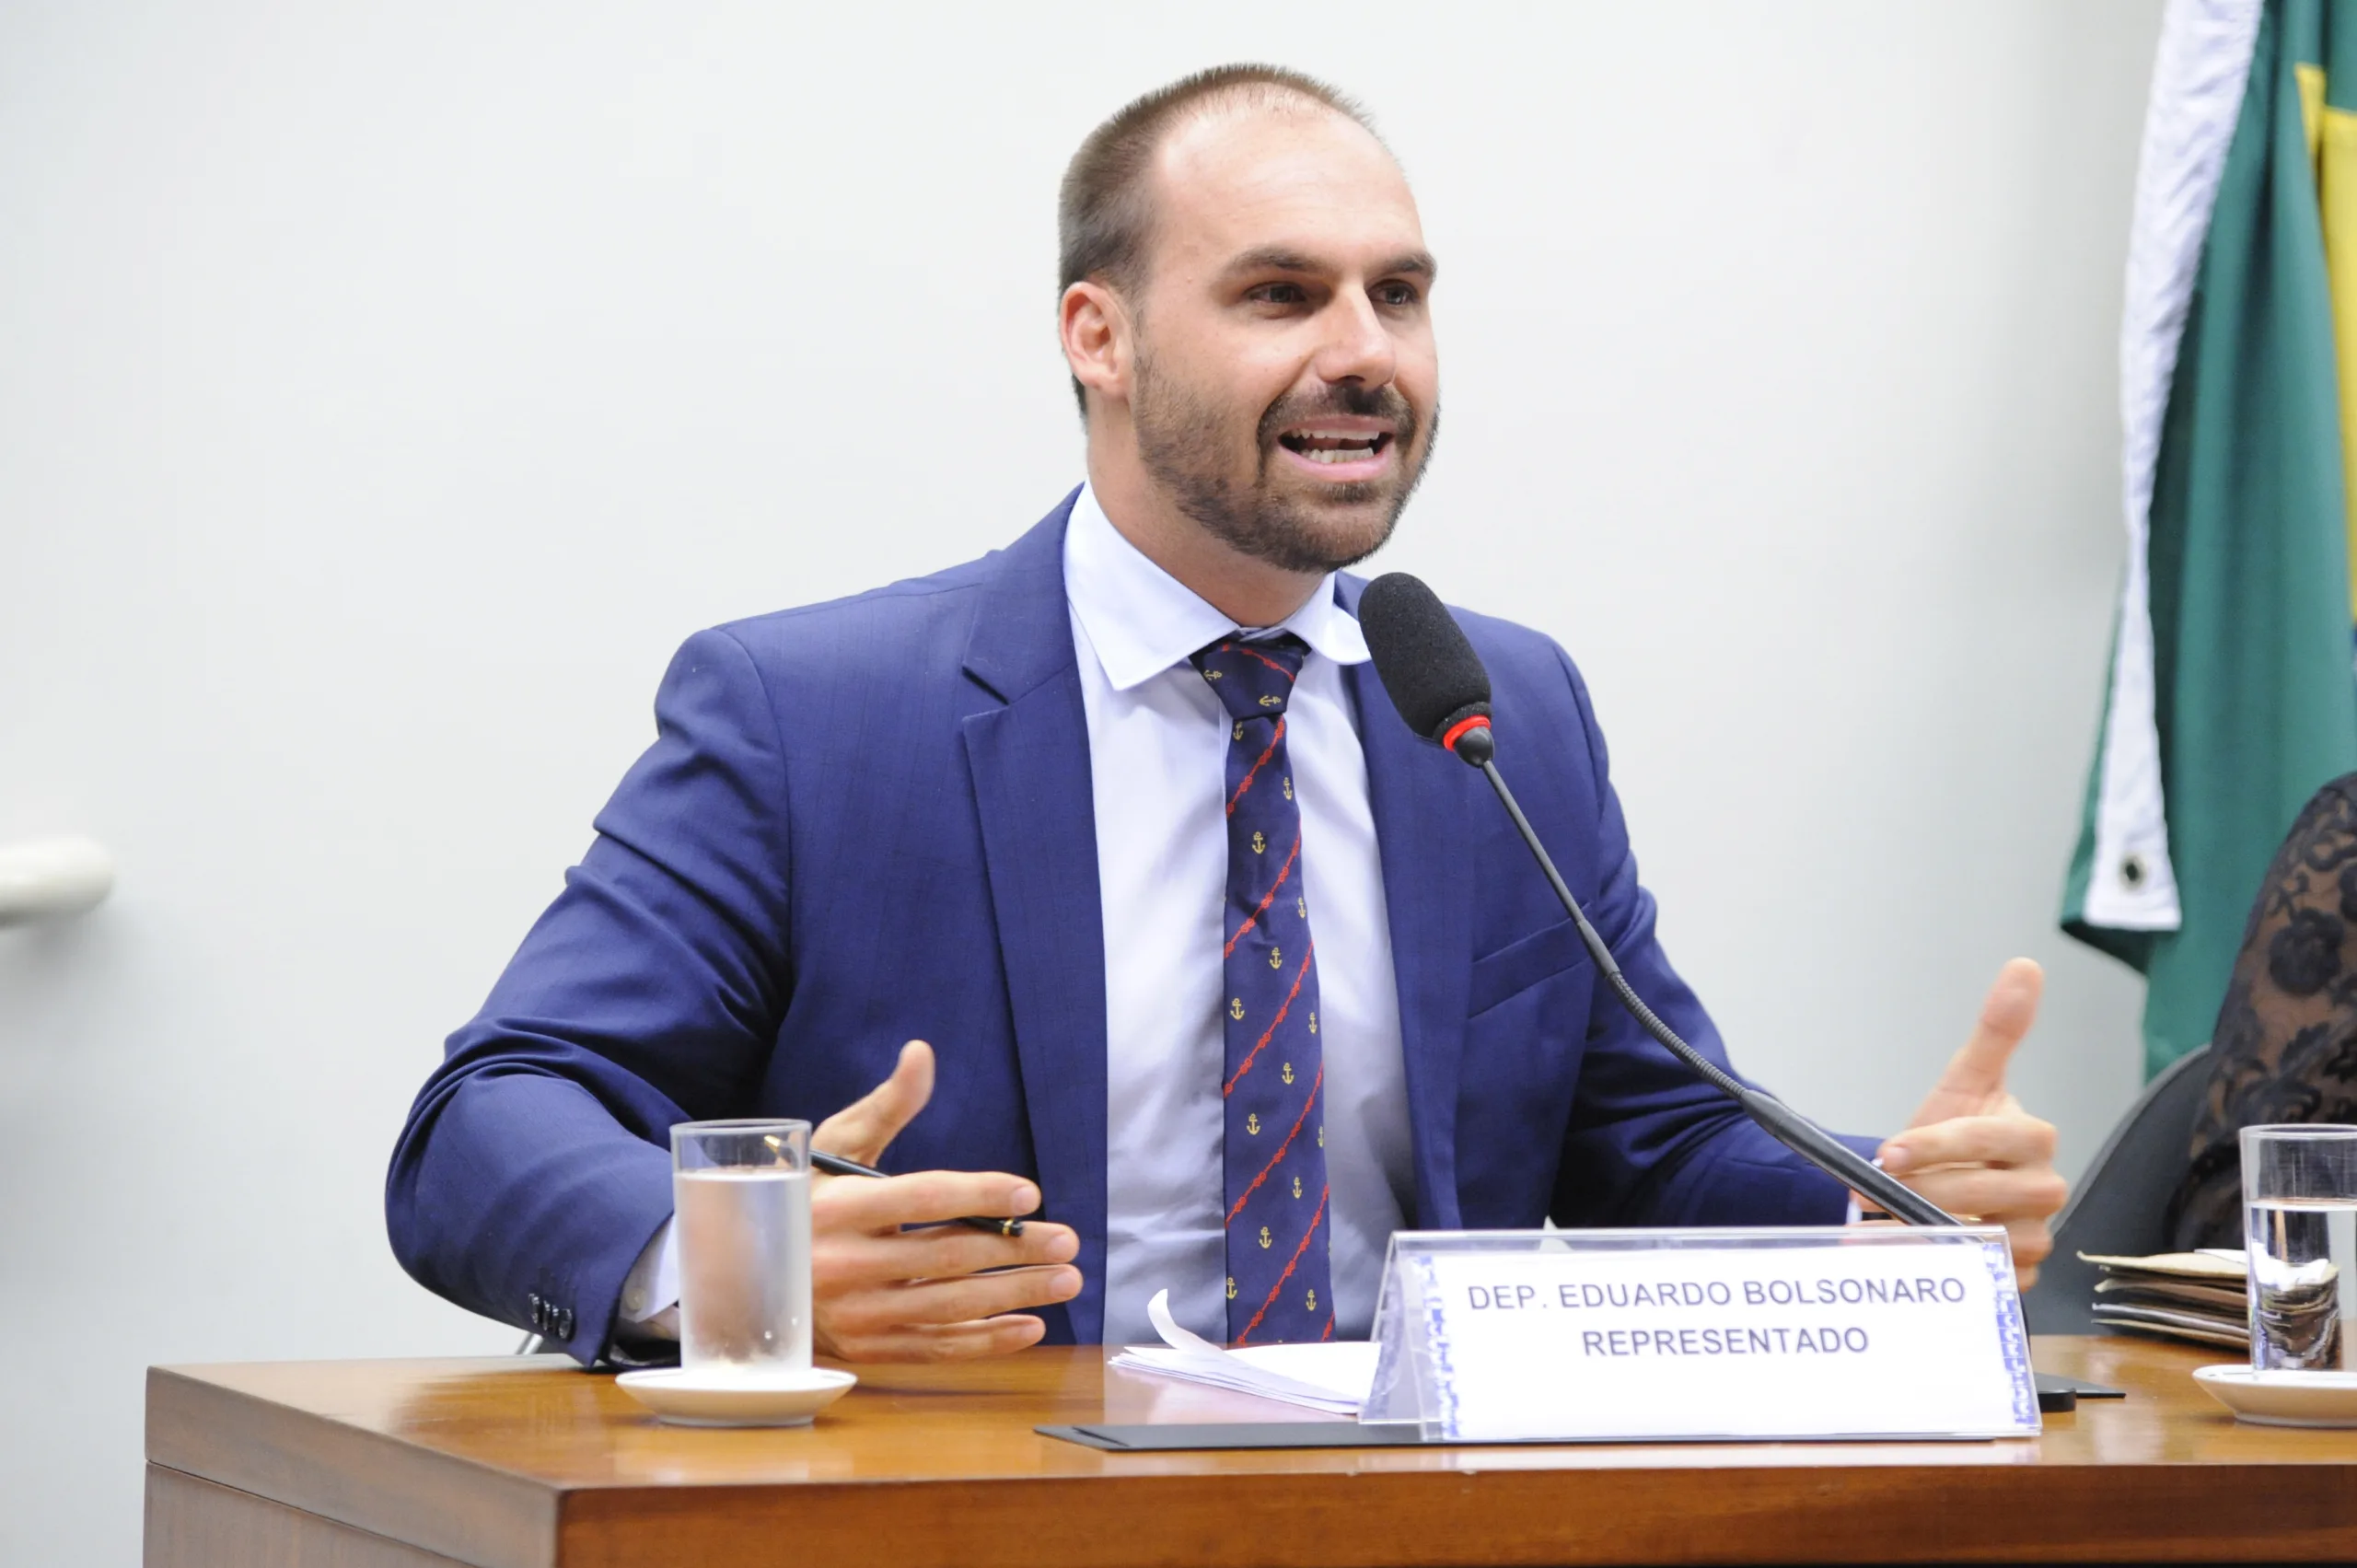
left=2083, top=1248, right=2249, bottom=1349
left=1107, top=1290, right=1381, bottom=1415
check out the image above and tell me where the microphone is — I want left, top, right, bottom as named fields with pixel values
left=1356, top=573, right=1956, bottom=1229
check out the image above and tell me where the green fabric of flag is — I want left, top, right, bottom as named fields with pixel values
left=2065, top=0, right=2357, bottom=1079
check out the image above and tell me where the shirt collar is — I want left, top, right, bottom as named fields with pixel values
left=1063, top=482, right=1370, bottom=694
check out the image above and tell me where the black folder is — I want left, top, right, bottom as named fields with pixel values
left=1040, top=1374, right=2119, bottom=1450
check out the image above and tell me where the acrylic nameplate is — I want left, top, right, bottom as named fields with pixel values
left=1364, top=1226, right=2038, bottom=1443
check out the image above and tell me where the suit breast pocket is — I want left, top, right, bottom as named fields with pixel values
left=1467, top=917, right=1590, bottom=1019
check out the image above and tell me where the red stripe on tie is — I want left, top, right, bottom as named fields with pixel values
left=1229, top=643, right=1298, bottom=679
left=1223, top=835, right=1300, bottom=958
left=1226, top=716, right=1286, bottom=817
left=1225, top=1064, right=1321, bottom=1224
left=1235, top=1184, right=1329, bottom=1346
left=1222, top=940, right=1314, bottom=1096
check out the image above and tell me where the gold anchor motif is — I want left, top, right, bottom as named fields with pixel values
left=1230, top=997, right=1244, bottom=1020
left=1232, top=721, right=1244, bottom=741
left=1292, top=1173, right=1303, bottom=1198
left=1283, top=776, right=1293, bottom=800
left=1258, top=1225, right=1272, bottom=1249
left=1318, top=1123, right=1326, bottom=1148
left=1226, top=1275, right=1237, bottom=1300
left=1306, top=1288, right=1317, bottom=1311
left=1308, top=1010, right=1318, bottom=1035
left=1250, top=830, right=1266, bottom=854
left=1258, top=693, right=1282, bottom=708
left=1281, top=1061, right=1294, bottom=1086
left=1295, top=896, right=1305, bottom=919
left=1246, top=1112, right=1260, bottom=1134
left=1269, top=946, right=1283, bottom=970
left=1203, top=668, right=1224, bottom=681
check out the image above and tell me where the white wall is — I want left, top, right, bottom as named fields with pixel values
left=0, top=3, right=2160, bottom=1559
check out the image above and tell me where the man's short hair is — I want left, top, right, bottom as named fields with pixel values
left=1058, top=64, right=1377, bottom=415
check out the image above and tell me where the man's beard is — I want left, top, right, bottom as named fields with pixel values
left=1130, top=346, right=1437, bottom=577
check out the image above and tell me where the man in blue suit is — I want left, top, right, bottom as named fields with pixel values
left=389, top=65, right=2067, bottom=1365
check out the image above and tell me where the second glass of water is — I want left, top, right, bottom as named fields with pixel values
left=2243, top=1124, right=2357, bottom=1373
left=672, top=1119, right=813, bottom=1380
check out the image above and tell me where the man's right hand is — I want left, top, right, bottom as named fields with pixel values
left=807, top=1040, right=1082, bottom=1362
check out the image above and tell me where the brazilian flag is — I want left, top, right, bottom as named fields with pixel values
left=2064, top=0, right=2357, bottom=1077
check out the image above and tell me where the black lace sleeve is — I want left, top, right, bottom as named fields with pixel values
left=2167, top=773, right=2357, bottom=1249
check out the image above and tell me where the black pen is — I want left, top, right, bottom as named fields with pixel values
left=810, top=1149, right=1028, bottom=1237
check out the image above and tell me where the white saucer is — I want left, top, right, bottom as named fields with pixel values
left=616, top=1365, right=857, bottom=1427
left=2192, top=1364, right=2357, bottom=1426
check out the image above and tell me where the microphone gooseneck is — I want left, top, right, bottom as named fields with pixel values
left=1357, top=573, right=1956, bottom=1230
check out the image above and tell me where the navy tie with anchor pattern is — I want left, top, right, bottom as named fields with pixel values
left=1190, top=632, right=1334, bottom=1345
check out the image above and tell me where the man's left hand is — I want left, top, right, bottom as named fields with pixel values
left=1874, top=958, right=2069, bottom=1289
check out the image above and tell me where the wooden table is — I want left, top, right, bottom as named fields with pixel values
left=145, top=1337, right=2357, bottom=1566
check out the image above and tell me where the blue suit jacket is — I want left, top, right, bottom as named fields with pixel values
left=388, top=493, right=1859, bottom=1363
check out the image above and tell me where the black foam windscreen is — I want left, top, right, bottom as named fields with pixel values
left=1358, top=573, right=1492, bottom=743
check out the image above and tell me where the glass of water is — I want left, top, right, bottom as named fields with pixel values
left=2243, top=1124, right=2357, bottom=1372
left=672, top=1119, right=813, bottom=1380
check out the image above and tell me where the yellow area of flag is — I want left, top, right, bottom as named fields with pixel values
left=2301, top=60, right=2357, bottom=615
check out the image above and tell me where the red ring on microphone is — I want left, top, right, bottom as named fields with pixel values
left=1441, top=714, right=1492, bottom=754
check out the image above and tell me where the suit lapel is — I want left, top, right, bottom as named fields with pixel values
left=1339, top=579, right=1476, bottom=1229
left=961, top=493, right=1109, bottom=1342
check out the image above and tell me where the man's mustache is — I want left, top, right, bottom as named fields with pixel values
left=1255, top=386, right=1419, bottom=451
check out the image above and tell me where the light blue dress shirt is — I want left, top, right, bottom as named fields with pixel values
left=1063, top=486, right=1414, bottom=1348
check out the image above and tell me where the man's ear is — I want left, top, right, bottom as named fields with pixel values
left=1060, top=279, right=1132, bottom=412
